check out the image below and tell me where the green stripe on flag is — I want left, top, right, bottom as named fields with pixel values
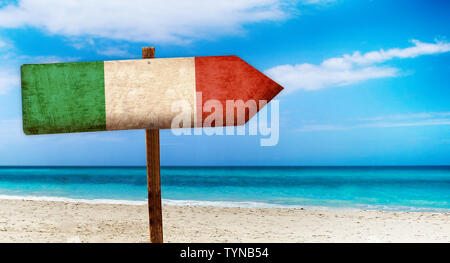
left=21, top=61, right=106, bottom=135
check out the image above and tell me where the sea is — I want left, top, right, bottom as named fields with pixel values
left=0, top=166, right=449, bottom=212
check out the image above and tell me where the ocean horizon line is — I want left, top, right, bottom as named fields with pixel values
left=1, top=165, right=450, bottom=168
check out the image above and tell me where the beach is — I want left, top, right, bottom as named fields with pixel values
left=0, top=199, right=449, bottom=243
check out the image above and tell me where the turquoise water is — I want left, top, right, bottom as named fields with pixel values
left=0, top=166, right=449, bottom=211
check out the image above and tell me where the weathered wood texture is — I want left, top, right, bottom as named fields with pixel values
left=21, top=62, right=106, bottom=135
left=104, top=58, right=195, bottom=130
left=142, top=47, right=155, bottom=59
left=21, top=54, right=283, bottom=134
left=195, top=56, right=283, bottom=126
left=143, top=47, right=163, bottom=243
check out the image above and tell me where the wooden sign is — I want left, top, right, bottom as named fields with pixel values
left=20, top=48, right=283, bottom=243
left=21, top=56, right=283, bottom=135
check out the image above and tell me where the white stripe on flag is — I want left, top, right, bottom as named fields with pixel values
left=104, top=57, right=196, bottom=130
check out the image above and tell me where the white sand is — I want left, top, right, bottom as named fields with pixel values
left=0, top=199, right=449, bottom=243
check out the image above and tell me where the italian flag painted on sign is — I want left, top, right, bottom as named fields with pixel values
left=21, top=56, right=283, bottom=135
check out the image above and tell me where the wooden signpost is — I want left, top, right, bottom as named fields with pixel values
left=142, top=47, right=163, bottom=243
left=20, top=47, right=283, bottom=243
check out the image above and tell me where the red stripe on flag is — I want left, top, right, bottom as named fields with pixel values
left=194, top=56, right=283, bottom=127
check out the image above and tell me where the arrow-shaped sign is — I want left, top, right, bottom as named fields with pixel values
left=21, top=56, right=283, bottom=135
left=20, top=48, right=284, bottom=243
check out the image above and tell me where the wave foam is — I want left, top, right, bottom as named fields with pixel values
left=0, top=194, right=147, bottom=205
left=0, top=194, right=448, bottom=212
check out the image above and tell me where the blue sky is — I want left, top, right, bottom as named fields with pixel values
left=0, top=0, right=449, bottom=166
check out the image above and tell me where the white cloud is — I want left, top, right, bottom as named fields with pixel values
left=342, top=40, right=450, bottom=65
left=266, top=63, right=397, bottom=91
left=19, top=55, right=79, bottom=64
left=0, top=0, right=294, bottom=43
left=297, top=124, right=347, bottom=132
left=0, top=119, right=22, bottom=134
left=297, top=112, right=450, bottom=132
left=0, top=120, right=29, bottom=148
left=265, top=40, right=450, bottom=92
left=0, top=68, right=19, bottom=95
left=298, top=119, right=450, bottom=132
left=360, top=119, right=450, bottom=128
left=0, top=36, right=19, bottom=95
left=0, top=35, right=13, bottom=50
left=97, top=46, right=134, bottom=58
left=302, top=0, right=335, bottom=5
left=354, top=112, right=450, bottom=122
